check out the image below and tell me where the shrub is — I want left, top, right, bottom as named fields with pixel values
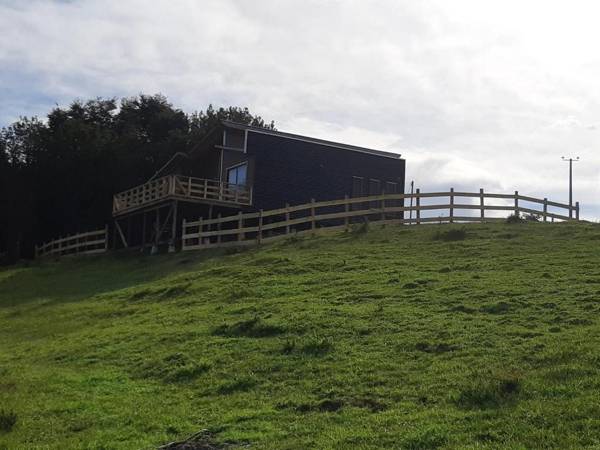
left=506, top=214, right=524, bottom=224
left=433, top=228, right=467, bottom=242
left=524, top=213, right=540, bottom=222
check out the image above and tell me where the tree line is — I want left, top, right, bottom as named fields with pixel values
left=0, top=95, right=274, bottom=263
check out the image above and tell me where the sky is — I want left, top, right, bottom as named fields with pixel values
left=1, top=0, right=599, bottom=218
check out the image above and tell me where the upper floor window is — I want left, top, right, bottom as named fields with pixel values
left=224, top=128, right=246, bottom=150
left=227, top=163, right=247, bottom=186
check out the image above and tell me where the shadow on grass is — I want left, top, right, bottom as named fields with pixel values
left=0, top=248, right=231, bottom=308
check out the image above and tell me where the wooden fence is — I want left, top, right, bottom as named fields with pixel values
left=35, top=226, right=108, bottom=259
left=182, top=189, right=580, bottom=250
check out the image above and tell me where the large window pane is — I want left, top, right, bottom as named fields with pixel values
left=227, top=163, right=248, bottom=186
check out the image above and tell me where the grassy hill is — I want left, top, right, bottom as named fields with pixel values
left=2, top=221, right=600, bottom=449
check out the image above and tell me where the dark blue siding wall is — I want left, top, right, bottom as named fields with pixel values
left=246, top=132, right=405, bottom=210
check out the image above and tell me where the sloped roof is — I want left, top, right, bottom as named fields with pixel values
left=222, top=120, right=403, bottom=160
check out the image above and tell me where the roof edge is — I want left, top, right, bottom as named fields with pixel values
left=221, top=120, right=403, bottom=160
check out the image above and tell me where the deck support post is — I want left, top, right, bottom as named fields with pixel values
left=115, top=219, right=129, bottom=248
left=151, top=208, right=160, bottom=255
left=141, top=211, right=147, bottom=252
left=169, top=201, right=178, bottom=253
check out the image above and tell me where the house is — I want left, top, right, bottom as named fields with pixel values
left=111, top=121, right=406, bottom=251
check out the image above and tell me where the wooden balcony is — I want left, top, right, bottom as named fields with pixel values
left=112, top=175, right=252, bottom=216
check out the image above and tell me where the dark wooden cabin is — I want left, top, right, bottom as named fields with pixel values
left=112, top=121, right=405, bottom=251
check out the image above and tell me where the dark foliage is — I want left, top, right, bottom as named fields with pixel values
left=0, top=96, right=274, bottom=262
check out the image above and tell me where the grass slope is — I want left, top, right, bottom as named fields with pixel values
left=2, top=222, right=600, bottom=449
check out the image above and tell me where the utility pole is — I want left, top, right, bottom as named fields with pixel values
left=562, top=156, right=579, bottom=218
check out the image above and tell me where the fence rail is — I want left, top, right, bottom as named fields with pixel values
left=113, top=174, right=252, bottom=215
left=182, top=189, right=580, bottom=251
left=35, top=226, right=108, bottom=259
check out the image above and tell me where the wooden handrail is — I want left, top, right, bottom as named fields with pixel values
left=112, top=175, right=252, bottom=215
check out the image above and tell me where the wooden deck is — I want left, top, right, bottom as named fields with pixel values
left=112, top=175, right=252, bottom=216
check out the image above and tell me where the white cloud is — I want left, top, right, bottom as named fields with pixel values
left=1, top=0, right=599, bottom=217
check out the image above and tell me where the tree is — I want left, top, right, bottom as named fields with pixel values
left=188, top=105, right=275, bottom=143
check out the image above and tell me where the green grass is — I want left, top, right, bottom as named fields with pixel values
left=2, top=222, right=600, bottom=449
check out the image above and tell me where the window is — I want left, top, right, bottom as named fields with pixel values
left=227, top=163, right=247, bottom=186
left=224, top=129, right=246, bottom=149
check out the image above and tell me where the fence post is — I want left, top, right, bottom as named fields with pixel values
left=198, top=217, right=204, bottom=247
left=257, top=209, right=263, bottom=243
left=310, top=198, right=316, bottom=231
left=203, top=179, right=208, bottom=199
left=514, top=191, right=519, bottom=216
left=576, top=202, right=580, bottom=221
left=480, top=188, right=485, bottom=222
left=381, top=191, right=386, bottom=221
left=216, top=213, right=222, bottom=244
left=344, top=195, right=350, bottom=230
left=449, top=188, right=454, bottom=223
left=285, top=203, right=291, bottom=235
left=104, top=224, right=109, bottom=251
left=182, top=218, right=187, bottom=250
left=415, top=188, right=421, bottom=225
left=238, top=211, right=244, bottom=242
left=543, top=198, right=548, bottom=222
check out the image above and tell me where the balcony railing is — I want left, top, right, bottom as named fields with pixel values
left=112, top=175, right=252, bottom=215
